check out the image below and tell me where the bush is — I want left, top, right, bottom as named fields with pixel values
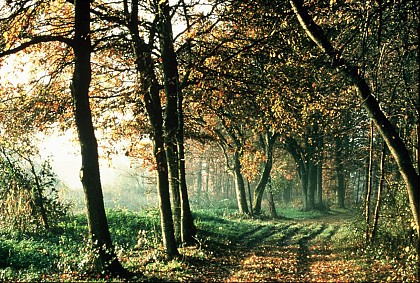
left=0, top=145, right=70, bottom=233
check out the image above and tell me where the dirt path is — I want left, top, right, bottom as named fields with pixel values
left=186, top=210, right=401, bottom=282
left=223, top=222, right=339, bottom=282
left=142, top=210, right=415, bottom=282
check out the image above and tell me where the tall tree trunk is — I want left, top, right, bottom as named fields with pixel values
left=166, top=146, right=181, bottom=243
left=267, top=179, right=277, bottom=218
left=177, top=99, right=196, bottom=245
left=247, top=178, right=253, bottom=215
left=252, top=132, right=278, bottom=214
left=205, top=159, right=210, bottom=201
left=127, top=0, right=178, bottom=259
left=283, top=183, right=292, bottom=204
left=355, top=168, right=362, bottom=206
left=160, top=1, right=196, bottom=244
left=316, top=135, right=324, bottom=209
left=370, top=142, right=387, bottom=244
left=335, top=136, right=346, bottom=208
left=365, top=121, right=374, bottom=243
left=71, top=0, right=125, bottom=273
left=307, top=159, right=317, bottom=210
left=285, top=137, right=308, bottom=211
left=301, top=168, right=309, bottom=211
left=225, top=174, right=231, bottom=199
left=158, top=1, right=181, bottom=244
left=286, top=137, right=309, bottom=211
left=290, top=0, right=419, bottom=236
left=233, top=149, right=250, bottom=214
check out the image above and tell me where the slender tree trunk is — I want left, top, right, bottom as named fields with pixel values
left=205, top=160, right=210, bottom=201
left=247, top=178, right=253, bottom=215
left=301, top=166, right=309, bottom=211
left=355, top=168, right=361, bottom=206
left=158, top=1, right=181, bottom=244
left=71, top=0, right=125, bottom=273
left=177, top=67, right=196, bottom=245
left=166, top=146, right=181, bottom=243
left=316, top=135, right=324, bottom=209
left=267, top=179, right=277, bottom=218
left=370, top=142, right=386, bottom=244
left=29, top=161, right=49, bottom=230
left=177, top=105, right=196, bottom=244
left=307, top=159, right=317, bottom=210
left=290, top=0, right=419, bottom=236
left=285, top=137, right=308, bottom=211
left=283, top=183, right=292, bottom=204
left=176, top=0, right=197, bottom=246
left=127, top=0, right=178, bottom=259
left=365, top=121, right=374, bottom=243
left=335, top=136, right=346, bottom=208
left=226, top=174, right=231, bottom=199
left=252, top=132, right=278, bottom=214
left=233, top=150, right=249, bottom=214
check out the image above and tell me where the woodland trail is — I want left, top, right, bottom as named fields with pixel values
left=184, top=210, right=404, bottom=282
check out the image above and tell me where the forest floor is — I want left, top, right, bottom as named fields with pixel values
left=133, top=209, right=417, bottom=282
left=0, top=208, right=417, bottom=282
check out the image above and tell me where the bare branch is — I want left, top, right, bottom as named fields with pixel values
left=0, top=35, right=73, bottom=58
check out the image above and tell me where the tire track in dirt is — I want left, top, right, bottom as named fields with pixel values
left=238, top=224, right=294, bottom=248
left=275, top=224, right=304, bottom=246
left=225, top=223, right=334, bottom=281
left=294, top=224, right=326, bottom=277
left=224, top=223, right=310, bottom=281
left=196, top=212, right=354, bottom=282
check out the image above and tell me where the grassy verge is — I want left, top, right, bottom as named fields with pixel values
left=0, top=207, right=417, bottom=282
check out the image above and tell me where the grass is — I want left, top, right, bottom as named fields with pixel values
left=0, top=207, right=417, bottom=282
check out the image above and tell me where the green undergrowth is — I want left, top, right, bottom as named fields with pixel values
left=0, top=207, right=417, bottom=282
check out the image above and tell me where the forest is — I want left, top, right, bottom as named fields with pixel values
left=0, top=0, right=418, bottom=281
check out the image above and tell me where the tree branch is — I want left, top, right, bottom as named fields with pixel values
left=0, top=35, right=73, bottom=58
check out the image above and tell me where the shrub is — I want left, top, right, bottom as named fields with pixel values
left=0, top=145, right=70, bottom=233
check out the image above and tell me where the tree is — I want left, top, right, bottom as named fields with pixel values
left=88, top=0, right=198, bottom=251
left=71, top=1, right=127, bottom=274
left=0, top=0, right=127, bottom=274
left=252, top=130, right=279, bottom=214
left=158, top=0, right=196, bottom=245
left=289, top=0, right=419, bottom=236
left=124, top=0, right=179, bottom=259
left=216, top=117, right=250, bottom=214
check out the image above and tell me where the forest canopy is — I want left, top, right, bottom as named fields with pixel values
left=0, top=0, right=418, bottom=281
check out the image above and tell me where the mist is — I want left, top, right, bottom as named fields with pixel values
left=38, top=130, right=157, bottom=212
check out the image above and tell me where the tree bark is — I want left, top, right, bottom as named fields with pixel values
left=307, top=159, right=317, bottom=210
left=252, top=131, right=278, bottom=214
left=316, top=134, right=324, bottom=209
left=218, top=121, right=249, bottom=214
left=158, top=0, right=182, bottom=245
left=370, top=142, right=387, bottom=244
left=127, top=0, right=178, bottom=259
left=267, top=181, right=277, bottom=218
left=335, top=136, right=346, bottom=208
left=158, top=0, right=195, bottom=245
left=247, top=178, right=253, bottom=215
left=233, top=149, right=250, bottom=214
left=286, top=137, right=309, bottom=211
left=290, top=0, right=419, bottom=235
left=71, top=0, right=125, bottom=274
left=364, top=121, right=374, bottom=243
